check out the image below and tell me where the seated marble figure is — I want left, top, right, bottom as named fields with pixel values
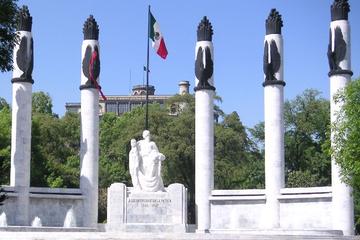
left=129, top=130, right=165, bottom=192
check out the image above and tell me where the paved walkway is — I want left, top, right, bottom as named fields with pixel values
left=0, top=232, right=359, bottom=240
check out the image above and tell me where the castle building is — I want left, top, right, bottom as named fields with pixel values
left=65, top=81, right=190, bottom=116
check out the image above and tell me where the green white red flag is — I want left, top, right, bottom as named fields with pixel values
left=149, top=11, right=168, bottom=59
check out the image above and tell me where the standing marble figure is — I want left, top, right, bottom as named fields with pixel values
left=129, top=139, right=141, bottom=190
left=129, top=130, right=165, bottom=192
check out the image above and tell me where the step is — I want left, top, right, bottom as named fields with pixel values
left=0, top=232, right=358, bottom=240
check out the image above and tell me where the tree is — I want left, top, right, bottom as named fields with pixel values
left=32, top=92, right=54, bottom=115
left=332, top=78, right=360, bottom=189
left=159, top=94, right=196, bottom=222
left=331, top=78, right=360, bottom=233
left=0, top=0, right=19, bottom=72
left=215, top=111, right=264, bottom=189
left=0, top=104, right=11, bottom=185
left=31, top=110, right=80, bottom=187
left=248, top=121, right=264, bottom=152
left=283, top=89, right=330, bottom=187
left=248, top=89, right=331, bottom=187
left=0, top=97, right=10, bottom=110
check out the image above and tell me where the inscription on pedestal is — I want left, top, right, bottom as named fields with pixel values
left=127, top=198, right=171, bottom=208
left=126, top=196, right=172, bottom=223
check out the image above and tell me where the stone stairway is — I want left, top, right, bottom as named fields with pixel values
left=0, top=232, right=359, bottom=240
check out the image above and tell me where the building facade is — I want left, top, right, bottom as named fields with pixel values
left=65, top=81, right=190, bottom=116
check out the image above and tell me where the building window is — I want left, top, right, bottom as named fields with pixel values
left=119, top=102, right=130, bottom=115
left=130, top=102, right=142, bottom=110
left=106, top=102, right=118, bottom=114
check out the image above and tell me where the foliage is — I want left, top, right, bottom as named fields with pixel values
left=331, top=79, right=360, bottom=239
left=0, top=97, right=10, bottom=110
left=0, top=103, right=11, bottom=185
left=31, top=111, right=80, bottom=187
left=159, top=94, right=196, bottom=222
left=284, top=89, right=331, bottom=186
left=247, top=89, right=331, bottom=187
left=215, top=111, right=264, bottom=189
left=287, top=170, right=318, bottom=188
left=32, top=91, right=54, bottom=115
left=98, top=188, right=107, bottom=223
left=248, top=121, right=265, bottom=151
left=332, top=79, right=360, bottom=189
left=0, top=0, right=19, bottom=72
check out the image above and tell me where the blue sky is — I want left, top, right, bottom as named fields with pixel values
left=1, top=0, right=360, bottom=128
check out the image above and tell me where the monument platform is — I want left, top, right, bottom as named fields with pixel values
left=106, top=183, right=187, bottom=232
left=0, top=231, right=357, bottom=240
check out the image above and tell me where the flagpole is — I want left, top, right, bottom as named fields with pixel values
left=145, top=5, right=150, bottom=130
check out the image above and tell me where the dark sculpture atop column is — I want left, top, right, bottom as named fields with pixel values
left=263, top=9, right=285, bottom=87
left=263, top=41, right=280, bottom=83
left=266, top=9, right=283, bottom=35
left=331, top=0, right=350, bottom=21
left=327, top=27, right=348, bottom=76
left=327, top=0, right=352, bottom=77
left=82, top=45, right=100, bottom=88
left=194, top=16, right=215, bottom=91
left=81, top=15, right=104, bottom=97
left=83, top=15, right=99, bottom=40
left=197, top=16, right=213, bottom=42
left=12, top=5, right=34, bottom=84
left=17, top=5, right=32, bottom=32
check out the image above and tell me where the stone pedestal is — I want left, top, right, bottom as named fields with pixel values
left=107, top=183, right=187, bottom=232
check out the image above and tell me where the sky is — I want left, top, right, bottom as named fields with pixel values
left=1, top=0, right=360, bottom=128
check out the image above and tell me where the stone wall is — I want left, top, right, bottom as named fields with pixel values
left=0, top=186, right=84, bottom=227
left=210, top=187, right=332, bottom=231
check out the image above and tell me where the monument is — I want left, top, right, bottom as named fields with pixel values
left=0, top=1, right=357, bottom=237
left=263, top=8, right=285, bottom=229
left=107, top=130, right=187, bottom=232
left=80, top=15, right=101, bottom=228
left=10, top=5, right=33, bottom=226
left=328, top=0, right=354, bottom=235
left=194, top=16, right=215, bottom=233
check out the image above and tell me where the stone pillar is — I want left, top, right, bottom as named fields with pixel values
left=80, top=15, right=100, bottom=228
left=328, top=0, right=354, bottom=236
left=263, top=9, right=285, bottom=229
left=107, top=183, right=126, bottom=231
left=194, top=16, right=215, bottom=232
left=10, top=6, right=34, bottom=226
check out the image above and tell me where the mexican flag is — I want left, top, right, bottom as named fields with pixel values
left=149, top=11, right=168, bottom=59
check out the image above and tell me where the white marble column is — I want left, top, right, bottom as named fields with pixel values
left=10, top=6, right=34, bottom=226
left=263, top=9, right=285, bottom=229
left=328, top=0, right=354, bottom=235
left=195, top=16, right=215, bottom=232
left=80, top=15, right=100, bottom=228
